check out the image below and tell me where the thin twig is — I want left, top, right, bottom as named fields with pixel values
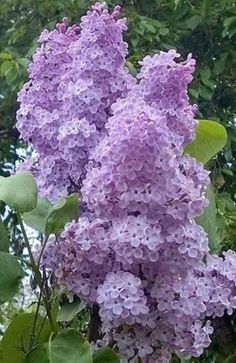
left=37, top=236, right=49, bottom=268
left=17, top=211, right=41, bottom=284
left=17, top=211, right=56, bottom=334
left=29, top=286, right=43, bottom=349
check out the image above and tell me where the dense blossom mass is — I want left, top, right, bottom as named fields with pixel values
left=16, top=3, right=236, bottom=363
left=17, top=3, right=134, bottom=200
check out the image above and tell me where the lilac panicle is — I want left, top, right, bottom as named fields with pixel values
left=17, top=2, right=134, bottom=200
left=16, top=3, right=236, bottom=363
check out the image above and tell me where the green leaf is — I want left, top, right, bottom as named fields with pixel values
left=198, top=85, right=213, bottom=100
left=228, top=27, right=236, bottom=38
left=224, top=354, right=236, bottom=363
left=0, top=344, right=3, bottom=363
left=0, top=217, right=9, bottom=252
left=93, top=347, right=120, bottom=363
left=24, top=329, right=92, bottom=363
left=217, top=192, right=236, bottom=213
left=0, top=52, right=12, bottom=60
left=18, top=57, right=30, bottom=69
left=5, top=66, right=18, bottom=85
left=199, top=67, right=211, bottom=84
left=223, top=16, right=236, bottom=28
left=213, top=53, right=228, bottom=75
left=222, top=168, right=234, bottom=176
left=184, top=120, right=227, bottom=164
left=196, top=183, right=218, bottom=252
left=0, top=172, right=38, bottom=212
left=57, top=300, right=86, bottom=322
left=126, top=61, right=137, bottom=76
left=186, top=15, right=201, bottom=30
left=159, top=27, right=169, bottom=36
left=201, top=78, right=215, bottom=90
left=201, top=0, right=211, bottom=17
left=24, top=197, right=52, bottom=234
left=189, top=88, right=198, bottom=99
left=45, top=194, right=79, bottom=237
left=2, top=313, right=51, bottom=363
left=24, top=193, right=79, bottom=237
left=0, top=252, right=24, bottom=304
left=174, top=0, right=181, bottom=9
left=222, top=27, right=228, bottom=38
left=0, top=60, right=13, bottom=74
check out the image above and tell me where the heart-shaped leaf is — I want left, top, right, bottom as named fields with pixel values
left=93, top=347, right=120, bottom=363
left=45, top=194, right=79, bottom=237
left=24, top=197, right=52, bottom=234
left=196, top=183, right=219, bottom=252
left=0, top=172, right=38, bottom=212
left=0, top=252, right=24, bottom=304
left=24, top=329, right=92, bottom=363
left=185, top=120, right=227, bottom=164
left=24, top=194, right=79, bottom=237
left=2, top=313, right=51, bottom=363
left=57, top=300, right=86, bottom=322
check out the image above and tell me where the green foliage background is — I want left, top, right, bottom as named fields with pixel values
left=0, top=0, right=236, bottom=362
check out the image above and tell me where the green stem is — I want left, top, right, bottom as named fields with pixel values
left=36, top=314, right=47, bottom=343
left=30, top=287, right=43, bottom=349
left=46, top=306, right=56, bottom=334
left=37, top=236, right=49, bottom=268
left=17, top=210, right=56, bottom=333
left=41, top=282, right=56, bottom=334
left=44, top=270, right=57, bottom=334
left=17, top=211, right=41, bottom=284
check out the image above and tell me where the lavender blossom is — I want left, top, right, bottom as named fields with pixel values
left=16, top=3, right=236, bottom=362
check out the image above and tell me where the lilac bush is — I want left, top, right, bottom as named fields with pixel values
left=16, top=3, right=236, bottom=363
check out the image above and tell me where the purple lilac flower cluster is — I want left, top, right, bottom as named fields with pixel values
left=17, top=3, right=134, bottom=200
left=17, top=3, right=236, bottom=362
